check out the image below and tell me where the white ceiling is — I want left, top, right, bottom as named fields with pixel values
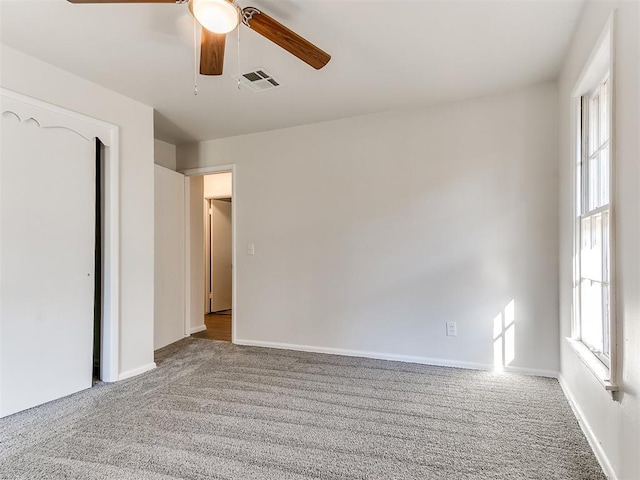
left=0, top=0, right=583, bottom=144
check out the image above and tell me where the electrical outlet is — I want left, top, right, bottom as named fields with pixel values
left=446, top=321, right=457, bottom=337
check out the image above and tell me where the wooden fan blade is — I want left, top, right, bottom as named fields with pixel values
left=67, top=0, right=177, bottom=3
left=200, top=28, right=226, bottom=76
left=242, top=7, right=330, bottom=70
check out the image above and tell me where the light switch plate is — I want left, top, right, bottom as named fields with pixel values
left=446, top=321, right=457, bottom=337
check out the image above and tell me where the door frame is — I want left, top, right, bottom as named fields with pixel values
left=1, top=88, right=120, bottom=382
left=181, top=164, right=237, bottom=343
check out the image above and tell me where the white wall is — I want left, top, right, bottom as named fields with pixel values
left=558, top=2, right=640, bottom=479
left=154, top=139, right=177, bottom=171
left=1, top=45, right=155, bottom=377
left=178, top=82, right=559, bottom=374
left=187, top=176, right=205, bottom=333
left=204, top=172, right=232, bottom=199
left=154, top=165, right=185, bottom=350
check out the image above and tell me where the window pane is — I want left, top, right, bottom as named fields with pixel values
left=600, top=147, right=609, bottom=206
left=602, top=210, right=610, bottom=282
left=581, top=214, right=602, bottom=282
left=602, top=210, right=610, bottom=358
left=594, top=213, right=602, bottom=280
left=581, top=279, right=604, bottom=353
left=589, top=94, right=600, bottom=155
left=581, top=216, right=590, bottom=248
left=576, top=160, right=583, bottom=215
left=602, top=283, right=610, bottom=357
left=601, top=80, right=609, bottom=144
left=588, top=154, right=599, bottom=211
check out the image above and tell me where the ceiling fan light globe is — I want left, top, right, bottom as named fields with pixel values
left=190, top=0, right=239, bottom=34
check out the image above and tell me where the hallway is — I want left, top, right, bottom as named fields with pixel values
left=193, top=310, right=231, bottom=342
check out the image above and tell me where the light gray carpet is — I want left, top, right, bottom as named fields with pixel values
left=0, top=338, right=605, bottom=480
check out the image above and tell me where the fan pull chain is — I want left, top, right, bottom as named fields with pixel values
left=237, top=11, right=241, bottom=90
left=193, top=17, right=198, bottom=96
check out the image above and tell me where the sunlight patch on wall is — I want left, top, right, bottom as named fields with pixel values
left=493, top=300, right=516, bottom=372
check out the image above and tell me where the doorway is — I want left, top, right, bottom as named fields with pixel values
left=93, top=139, right=104, bottom=378
left=192, top=171, right=233, bottom=342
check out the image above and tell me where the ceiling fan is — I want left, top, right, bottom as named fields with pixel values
left=67, top=0, right=331, bottom=76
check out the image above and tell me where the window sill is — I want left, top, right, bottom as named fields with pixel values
left=566, top=338, right=618, bottom=391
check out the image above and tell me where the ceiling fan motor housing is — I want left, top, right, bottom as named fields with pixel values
left=188, top=0, right=240, bottom=34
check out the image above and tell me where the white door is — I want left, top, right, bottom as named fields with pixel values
left=205, top=199, right=212, bottom=313
left=154, top=165, right=185, bottom=350
left=211, top=199, right=232, bottom=312
left=0, top=110, right=95, bottom=417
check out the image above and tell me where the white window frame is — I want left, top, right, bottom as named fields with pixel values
left=568, top=14, right=618, bottom=391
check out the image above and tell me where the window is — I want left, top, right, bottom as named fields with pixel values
left=576, top=76, right=611, bottom=366
left=571, top=17, right=616, bottom=389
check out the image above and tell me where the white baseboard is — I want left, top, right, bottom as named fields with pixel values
left=233, top=339, right=558, bottom=378
left=558, top=374, right=617, bottom=480
left=189, top=324, right=207, bottom=334
left=118, top=362, right=156, bottom=381
left=503, top=364, right=559, bottom=378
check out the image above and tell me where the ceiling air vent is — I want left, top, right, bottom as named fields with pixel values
left=232, top=69, right=282, bottom=93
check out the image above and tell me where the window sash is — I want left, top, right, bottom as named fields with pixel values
left=578, top=209, right=610, bottom=365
